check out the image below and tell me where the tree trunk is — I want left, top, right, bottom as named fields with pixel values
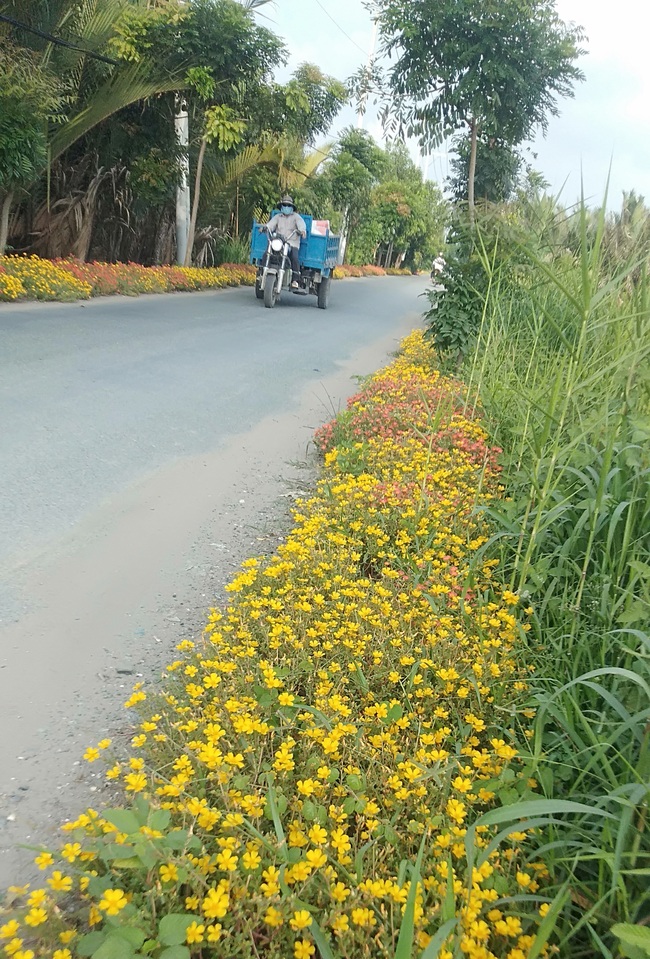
left=154, top=208, right=173, bottom=265
left=184, top=135, right=207, bottom=268
left=468, top=117, right=478, bottom=226
left=339, top=205, right=350, bottom=263
left=0, top=191, right=14, bottom=256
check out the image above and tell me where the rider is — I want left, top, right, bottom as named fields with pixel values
left=264, top=195, right=307, bottom=288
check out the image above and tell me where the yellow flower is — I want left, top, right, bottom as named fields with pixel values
left=24, top=909, right=47, bottom=928
left=99, top=889, right=128, bottom=916
left=47, top=872, right=73, bottom=892
left=305, top=849, right=327, bottom=869
left=495, top=916, right=523, bottom=937
left=215, top=850, right=238, bottom=872
left=287, top=861, right=312, bottom=883
left=296, top=779, right=316, bottom=797
left=160, top=863, right=178, bottom=883
left=4, top=939, right=24, bottom=957
left=308, top=825, right=328, bottom=846
left=242, top=849, right=261, bottom=871
left=451, top=776, right=472, bottom=794
left=202, top=885, right=229, bottom=919
left=330, top=881, right=350, bottom=903
left=83, top=747, right=100, bottom=762
left=491, top=739, right=518, bottom=760
left=33, top=852, right=54, bottom=871
left=206, top=924, right=222, bottom=942
left=264, top=906, right=283, bottom=928
left=351, top=907, right=376, bottom=928
left=289, top=910, right=312, bottom=931
left=27, top=889, right=47, bottom=907
left=446, top=798, right=467, bottom=823
left=185, top=922, right=204, bottom=944
left=0, top=921, right=20, bottom=940
left=294, top=940, right=315, bottom=959
left=124, top=772, right=147, bottom=793
left=53, top=950, right=72, bottom=959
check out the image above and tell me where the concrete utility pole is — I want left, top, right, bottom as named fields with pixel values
left=175, top=96, right=191, bottom=266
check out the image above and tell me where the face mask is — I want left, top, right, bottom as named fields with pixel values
left=280, top=205, right=293, bottom=215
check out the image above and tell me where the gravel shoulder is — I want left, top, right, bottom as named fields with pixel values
left=0, top=279, right=424, bottom=889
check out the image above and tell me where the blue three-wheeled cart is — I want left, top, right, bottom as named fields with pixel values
left=250, top=212, right=340, bottom=309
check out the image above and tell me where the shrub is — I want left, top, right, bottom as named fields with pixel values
left=333, top=265, right=387, bottom=278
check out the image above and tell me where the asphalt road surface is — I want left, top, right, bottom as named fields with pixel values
left=0, top=275, right=426, bottom=886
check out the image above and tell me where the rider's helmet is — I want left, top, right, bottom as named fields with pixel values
left=279, top=195, right=295, bottom=211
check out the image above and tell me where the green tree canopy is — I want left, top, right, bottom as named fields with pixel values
left=448, top=133, right=524, bottom=204
left=358, top=0, right=585, bottom=215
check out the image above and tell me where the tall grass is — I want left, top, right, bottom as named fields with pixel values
left=459, top=195, right=650, bottom=955
left=216, top=234, right=251, bottom=265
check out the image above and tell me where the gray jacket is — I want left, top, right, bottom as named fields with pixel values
left=265, top=211, right=307, bottom=249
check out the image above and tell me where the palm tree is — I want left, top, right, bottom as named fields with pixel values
left=4, top=0, right=186, bottom=162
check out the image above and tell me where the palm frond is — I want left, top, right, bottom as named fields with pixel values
left=300, top=141, right=334, bottom=178
left=204, top=143, right=283, bottom=193
left=49, top=65, right=184, bottom=161
left=280, top=141, right=334, bottom=189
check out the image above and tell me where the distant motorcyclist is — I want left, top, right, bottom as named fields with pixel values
left=431, top=253, right=446, bottom=280
left=263, top=195, right=307, bottom=288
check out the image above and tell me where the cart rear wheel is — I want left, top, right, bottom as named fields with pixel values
left=255, top=278, right=264, bottom=299
left=317, top=276, right=330, bottom=309
left=264, top=281, right=277, bottom=308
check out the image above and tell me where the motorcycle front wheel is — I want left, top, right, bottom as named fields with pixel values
left=264, top=281, right=277, bottom=308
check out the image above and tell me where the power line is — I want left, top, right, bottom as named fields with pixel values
left=0, top=13, right=119, bottom=64
left=311, top=0, right=368, bottom=56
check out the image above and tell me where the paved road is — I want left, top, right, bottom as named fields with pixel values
left=0, top=275, right=426, bottom=885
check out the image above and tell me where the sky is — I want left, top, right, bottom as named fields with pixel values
left=263, top=0, right=650, bottom=209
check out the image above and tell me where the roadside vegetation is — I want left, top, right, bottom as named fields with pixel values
left=0, top=1, right=446, bottom=272
left=1, top=197, right=648, bottom=957
left=2, top=0, right=648, bottom=956
left=1, top=332, right=553, bottom=959
left=422, top=189, right=650, bottom=956
left=0, top=257, right=412, bottom=303
left=0, top=258, right=256, bottom=301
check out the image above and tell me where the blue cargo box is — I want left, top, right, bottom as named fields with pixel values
left=250, top=213, right=340, bottom=274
